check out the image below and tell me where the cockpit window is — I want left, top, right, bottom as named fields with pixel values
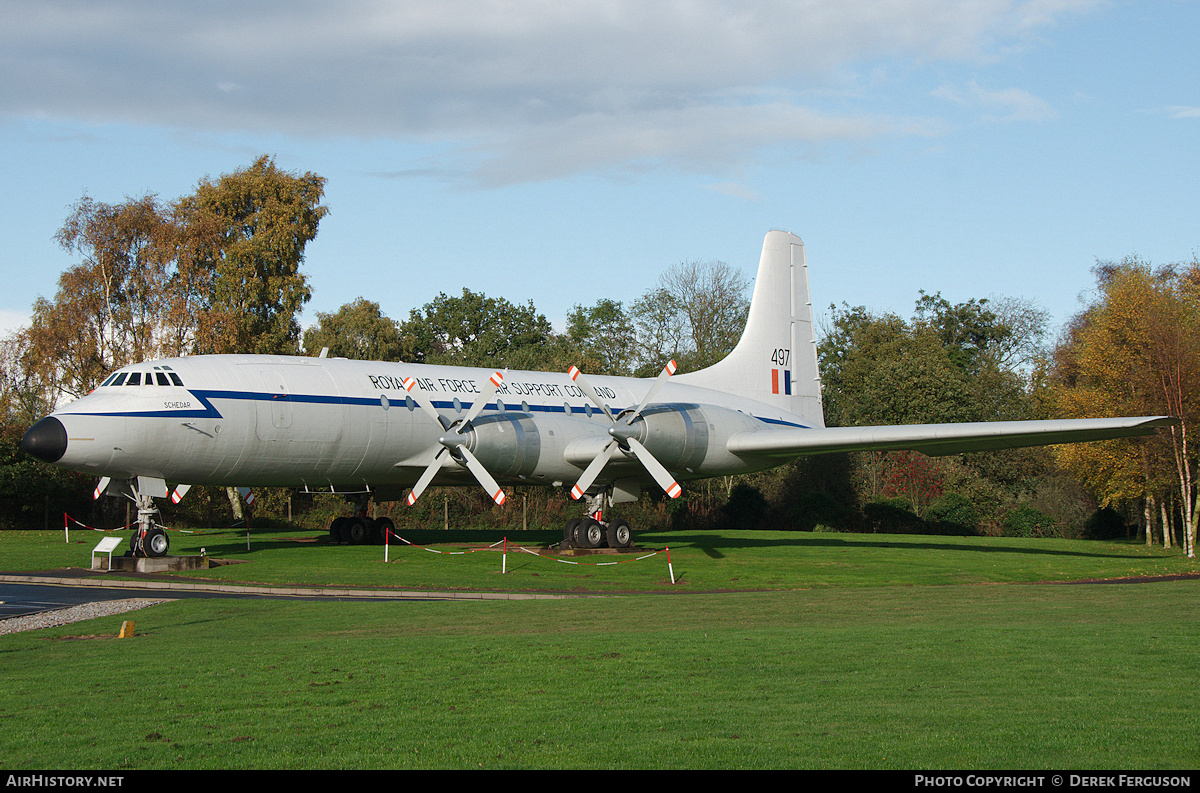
left=107, top=369, right=185, bottom=387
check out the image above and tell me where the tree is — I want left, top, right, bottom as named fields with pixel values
left=175, top=155, right=328, bottom=355
left=401, top=288, right=553, bottom=368
left=815, top=292, right=1055, bottom=532
left=629, top=259, right=750, bottom=374
left=1052, top=257, right=1200, bottom=556
left=302, top=298, right=414, bottom=361
left=565, top=298, right=636, bottom=376
left=27, top=194, right=174, bottom=400
left=0, top=330, right=55, bottom=430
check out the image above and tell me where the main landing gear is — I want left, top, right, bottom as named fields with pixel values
left=561, top=492, right=635, bottom=550
left=328, top=495, right=394, bottom=545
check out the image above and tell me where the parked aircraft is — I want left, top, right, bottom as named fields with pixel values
left=22, top=231, right=1173, bottom=556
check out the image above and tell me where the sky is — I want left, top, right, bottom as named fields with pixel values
left=2, top=0, right=1198, bottom=348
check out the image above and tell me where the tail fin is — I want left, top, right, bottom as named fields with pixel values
left=674, top=230, right=824, bottom=427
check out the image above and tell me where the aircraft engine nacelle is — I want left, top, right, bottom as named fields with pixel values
left=622, top=402, right=772, bottom=477
left=621, top=403, right=711, bottom=473
left=458, top=412, right=543, bottom=480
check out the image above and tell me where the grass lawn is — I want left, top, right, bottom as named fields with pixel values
left=4, top=526, right=1196, bottom=591
left=2, top=528, right=1198, bottom=769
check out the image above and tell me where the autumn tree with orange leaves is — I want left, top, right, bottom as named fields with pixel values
left=1052, top=257, right=1200, bottom=557
left=19, top=157, right=327, bottom=404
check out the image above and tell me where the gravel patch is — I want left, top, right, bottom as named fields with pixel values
left=0, top=599, right=174, bottom=635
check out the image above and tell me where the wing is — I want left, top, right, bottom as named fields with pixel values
left=727, top=416, right=1177, bottom=459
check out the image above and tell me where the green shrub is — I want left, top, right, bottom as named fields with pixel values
left=862, top=496, right=922, bottom=534
left=1083, top=506, right=1127, bottom=540
left=924, top=492, right=980, bottom=532
left=721, top=483, right=769, bottom=529
left=1002, top=505, right=1058, bottom=538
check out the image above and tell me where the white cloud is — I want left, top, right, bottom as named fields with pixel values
left=931, top=79, right=1058, bottom=122
left=1165, top=106, right=1200, bottom=119
left=1, top=0, right=1099, bottom=182
left=705, top=181, right=764, bottom=203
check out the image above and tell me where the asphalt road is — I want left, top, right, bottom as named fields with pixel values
left=0, top=580, right=331, bottom=620
left=0, top=566, right=567, bottom=621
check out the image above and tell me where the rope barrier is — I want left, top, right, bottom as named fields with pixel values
left=64, top=513, right=138, bottom=532
left=62, top=512, right=211, bottom=544
left=382, top=527, right=675, bottom=580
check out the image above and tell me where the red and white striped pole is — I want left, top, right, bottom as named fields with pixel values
left=502, top=536, right=508, bottom=574
left=666, top=546, right=675, bottom=584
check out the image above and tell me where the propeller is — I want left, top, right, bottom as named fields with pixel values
left=567, top=361, right=682, bottom=500
left=403, top=372, right=508, bottom=507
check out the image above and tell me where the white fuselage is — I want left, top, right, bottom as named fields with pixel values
left=49, top=354, right=812, bottom=499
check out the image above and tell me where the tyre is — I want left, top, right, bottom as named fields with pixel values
left=563, top=518, right=582, bottom=547
left=144, top=527, right=170, bottom=557
left=606, top=518, right=633, bottom=549
left=372, top=517, right=395, bottom=545
left=573, top=518, right=604, bottom=549
left=330, top=517, right=348, bottom=543
left=346, top=517, right=369, bottom=545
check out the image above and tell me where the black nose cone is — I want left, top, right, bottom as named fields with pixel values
left=22, top=417, right=67, bottom=463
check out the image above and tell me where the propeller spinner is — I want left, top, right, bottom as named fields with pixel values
left=403, top=372, right=508, bottom=506
left=567, top=361, right=682, bottom=500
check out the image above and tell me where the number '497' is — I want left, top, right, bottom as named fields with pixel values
left=770, top=348, right=790, bottom=366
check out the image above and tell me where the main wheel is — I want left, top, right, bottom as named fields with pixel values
left=563, top=518, right=582, bottom=547
left=372, top=517, right=395, bottom=545
left=330, top=517, right=348, bottom=543
left=144, top=527, right=170, bottom=557
left=346, top=517, right=369, bottom=545
left=573, top=518, right=604, bottom=549
left=606, top=518, right=633, bottom=549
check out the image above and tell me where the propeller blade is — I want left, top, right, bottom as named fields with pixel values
left=403, top=376, right=449, bottom=429
left=402, top=372, right=508, bottom=507
left=406, top=447, right=450, bottom=505
left=627, top=437, right=682, bottom=499
left=568, top=365, right=616, bottom=422
left=570, top=440, right=619, bottom=500
left=630, top=359, right=677, bottom=418
left=457, top=446, right=507, bottom=505
left=93, top=476, right=111, bottom=500
left=459, top=371, right=504, bottom=428
left=170, top=484, right=192, bottom=504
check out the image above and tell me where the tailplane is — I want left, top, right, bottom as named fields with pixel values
left=674, top=230, right=824, bottom=427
